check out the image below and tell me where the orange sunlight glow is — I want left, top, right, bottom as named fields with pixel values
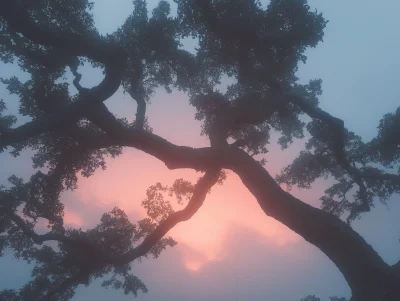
left=185, top=261, right=203, bottom=271
left=70, top=149, right=301, bottom=272
left=179, top=244, right=212, bottom=271
left=65, top=92, right=307, bottom=272
left=64, top=209, right=84, bottom=228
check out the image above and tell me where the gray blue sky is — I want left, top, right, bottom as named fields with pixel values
left=1, top=1, right=400, bottom=300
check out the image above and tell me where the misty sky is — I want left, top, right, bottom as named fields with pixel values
left=1, top=1, right=400, bottom=300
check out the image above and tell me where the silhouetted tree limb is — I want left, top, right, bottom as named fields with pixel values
left=5, top=102, right=388, bottom=298
left=6, top=211, right=67, bottom=245
left=57, top=127, right=399, bottom=300
left=175, top=0, right=368, bottom=221
left=0, top=69, right=124, bottom=149
left=3, top=89, right=398, bottom=299
left=0, top=0, right=122, bottom=64
left=1, top=1, right=399, bottom=300
left=129, top=88, right=147, bottom=130
left=2, top=168, right=220, bottom=298
left=276, top=84, right=370, bottom=222
left=0, top=0, right=126, bottom=148
left=359, top=171, right=400, bottom=184
left=127, top=57, right=147, bottom=129
left=69, top=61, right=85, bottom=93
left=112, top=168, right=220, bottom=266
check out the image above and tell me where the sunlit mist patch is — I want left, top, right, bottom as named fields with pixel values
left=70, top=150, right=309, bottom=273
left=174, top=221, right=300, bottom=273
left=185, top=260, right=203, bottom=271
left=176, top=243, right=221, bottom=272
left=64, top=209, right=84, bottom=228
left=32, top=210, right=85, bottom=233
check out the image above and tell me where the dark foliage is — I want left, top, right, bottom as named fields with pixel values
left=0, top=0, right=399, bottom=300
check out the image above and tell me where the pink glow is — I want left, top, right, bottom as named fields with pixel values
left=63, top=209, right=84, bottom=228
left=67, top=91, right=309, bottom=272
left=73, top=149, right=301, bottom=271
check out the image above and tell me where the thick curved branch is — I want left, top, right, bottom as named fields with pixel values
left=226, top=148, right=399, bottom=300
left=6, top=210, right=82, bottom=246
left=74, top=128, right=399, bottom=299
left=130, top=90, right=147, bottom=130
left=5, top=112, right=398, bottom=299
left=228, top=77, right=371, bottom=220
left=4, top=167, right=220, bottom=297
left=241, top=72, right=370, bottom=221
left=0, top=1, right=126, bottom=149
left=111, top=168, right=220, bottom=266
left=6, top=209, right=103, bottom=296
left=0, top=67, right=123, bottom=148
left=128, top=78, right=147, bottom=130
left=69, top=62, right=84, bottom=93
left=360, top=171, right=400, bottom=184
left=188, top=2, right=369, bottom=219
left=3, top=200, right=98, bottom=262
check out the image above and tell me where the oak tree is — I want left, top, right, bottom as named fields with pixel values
left=0, top=0, right=399, bottom=300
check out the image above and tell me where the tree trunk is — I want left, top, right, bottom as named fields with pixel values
left=228, top=149, right=400, bottom=301
left=117, top=130, right=400, bottom=300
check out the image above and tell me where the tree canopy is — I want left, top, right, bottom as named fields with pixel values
left=0, top=0, right=399, bottom=300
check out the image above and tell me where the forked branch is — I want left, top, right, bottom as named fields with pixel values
left=2, top=168, right=220, bottom=299
left=112, top=168, right=221, bottom=266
